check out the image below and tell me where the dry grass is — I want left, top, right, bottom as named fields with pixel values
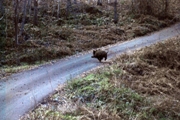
left=115, top=37, right=180, bottom=118
left=118, top=37, right=180, bottom=91
left=21, top=37, right=180, bottom=120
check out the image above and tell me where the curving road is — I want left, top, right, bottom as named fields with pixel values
left=0, top=23, right=180, bottom=120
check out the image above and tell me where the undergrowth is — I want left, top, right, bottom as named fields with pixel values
left=1, top=0, right=179, bottom=76
left=66, top=73, right=149, bottom=119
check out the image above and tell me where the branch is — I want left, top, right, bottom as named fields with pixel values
left=0, top=15, right=4, bottom=21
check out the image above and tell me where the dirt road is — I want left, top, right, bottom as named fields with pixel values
left=0, top=23, right=180, bottom=120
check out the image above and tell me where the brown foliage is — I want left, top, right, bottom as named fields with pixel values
left=131, top=0, right=180, bottom=19
left=116, top=38, right=180, bottom=117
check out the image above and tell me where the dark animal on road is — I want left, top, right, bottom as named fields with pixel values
left=91, top=49, right=108, bottom=62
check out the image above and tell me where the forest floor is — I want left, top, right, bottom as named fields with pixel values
left=0, top=0, right=179, bottom=78
left=0, top=0, right=180, bottom=119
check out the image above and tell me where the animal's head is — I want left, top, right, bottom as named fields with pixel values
left=93, top=50, right=97, bottom=55
left=92, top=50, right=97, bottom=58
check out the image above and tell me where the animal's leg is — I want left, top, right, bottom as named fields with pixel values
left=98, top=58, right=102, bottom=62
left=104, top=56, right=107, bottom=61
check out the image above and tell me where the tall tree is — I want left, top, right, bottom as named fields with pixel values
left=0, top=0, right=5, bottom=16
left=113, top=0, right=118, bottom=24
left=57, top=0, right=61, bottom=18
left=14, top=0, right=19, bottom=45
left=33, top=0, right=38, bottom=26
left=20, top=0, right=27, bottom=36
left=66, top=0, right=71, bottom=17
left=27, top=0, right=32, bottom=15
left=74, top=0, right=77, bottom=4
left=0, top=0, right=5, bottom=50
left=97, top=0, right=102, bottom=6
left=164, top=0, right=169, bottom=16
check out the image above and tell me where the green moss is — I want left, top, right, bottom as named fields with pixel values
left=66, top=67, right=148, bottom=119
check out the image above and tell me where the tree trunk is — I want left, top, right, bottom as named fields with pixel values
left=74, top=0, right=77, bottom=4
left=14, top=0, right=19, bottom=45
left=66, top=0, right=71, bottom=18
left=0, top=0, right=5, bottom=16
left=27, top=0, right=32, bottom=15
left=113, top=0, right=118, bottom=24
left=57, top=0, right=60, bottom=18
left=97, top=0, right=102, bottom=6
left=164, top=0, right=168, bottom=16
left=20, top=0, right=27, bottom=36
left=33, top=0, right=38, bottom=26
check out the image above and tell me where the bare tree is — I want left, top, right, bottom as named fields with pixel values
left=74, top=0, right=77, bottom=4
left=0, top=0, right=5, bottom=50
left=33, top=0, right=38, bottom=26
left=66, top=0, right=71, bottom=17
left=97, top=0, right=102, bottom=6
left=57, top=0, right=61, bottom=18
left=113, top=0, right=118, bottom=24
left=27, top=0, right=32, bottom=15
left=14, top=0, right=19, bottom=45
left=164, top=0, right=169, bottom=16
left=20, top=0, right=27, bottom=36
left=0, top=0, right=5, bottom=17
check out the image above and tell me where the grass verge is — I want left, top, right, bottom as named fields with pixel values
left=21, top=37, right=180, bottom=120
